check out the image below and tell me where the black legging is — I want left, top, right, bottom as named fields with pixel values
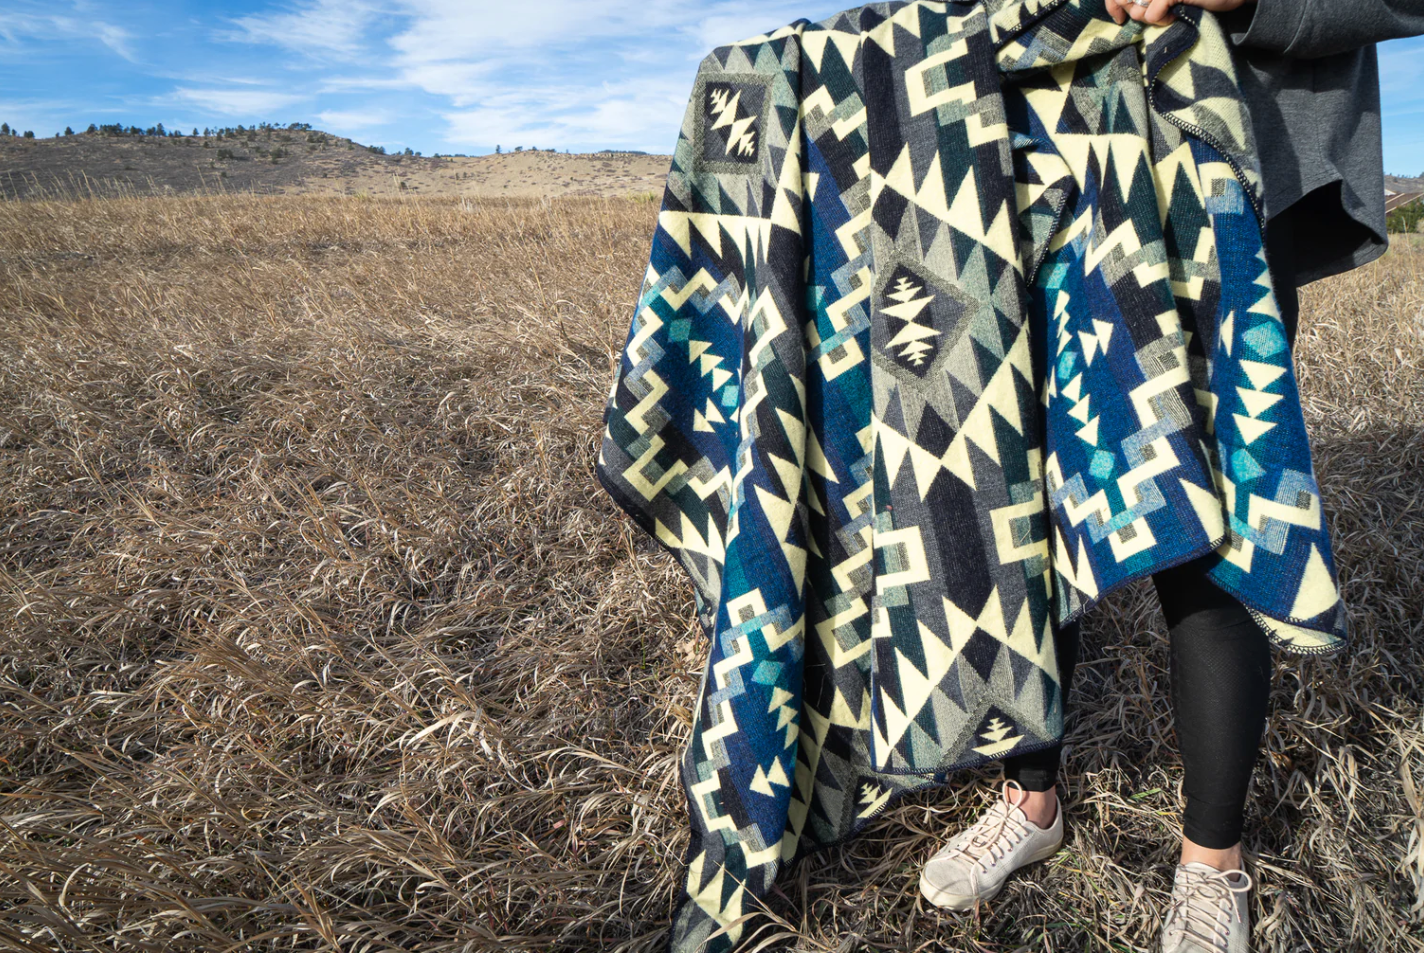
left=1004, top=557, right=1273, bottom=850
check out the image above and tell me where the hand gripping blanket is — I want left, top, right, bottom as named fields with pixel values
left=594, top=1, right=1349, bottom=949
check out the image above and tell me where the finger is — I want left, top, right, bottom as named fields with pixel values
left=1125, top=0, right=1155, bottom=22
left=1146, top=0, right=1178, bottom=24
left=1104, top=0, right=1128, bottom=25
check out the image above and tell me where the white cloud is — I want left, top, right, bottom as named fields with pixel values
left=170, top=87, right=307, bottom=116
left=434, top=69, right=692, bottom=150
left=684, top=3, right=826, bottom=51
left=0, top=11, right=136, bottom=61
left=92, top=22, right=134, bottom=59
left=225, top=0, right=386, bottom=55
left=378, top=0, right=812, bottom=76
left=386, top=0, right=686, bottom=55
left=389, top=60, right=497, bottom=106
left=376, top=0, right=816, bottom=150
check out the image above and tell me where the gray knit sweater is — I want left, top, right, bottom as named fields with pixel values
left=1220, top=0, right=1424, bottom=283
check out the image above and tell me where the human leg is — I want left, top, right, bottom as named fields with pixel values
left=1151, top=557, right=1272, bottom=862
left=1152, top=558, right=1270, bottom=952
left=1002, top=619, right=1080, bottom=825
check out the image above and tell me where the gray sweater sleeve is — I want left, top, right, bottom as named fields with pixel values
left=1229, top=0, right=1424, bottom=58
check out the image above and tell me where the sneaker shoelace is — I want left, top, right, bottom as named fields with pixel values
left=939, top=781, right=1036, bottom=894
left=1165, top=866, right=1252, bottom=952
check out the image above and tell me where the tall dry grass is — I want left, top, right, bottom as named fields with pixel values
left=0, top=193, right=1420, bottom=952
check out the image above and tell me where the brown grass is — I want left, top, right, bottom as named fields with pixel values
left=0, top=193, right=1420, bottom=952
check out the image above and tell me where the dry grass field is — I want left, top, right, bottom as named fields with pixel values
left=0, top=193, right=1421, bottom=952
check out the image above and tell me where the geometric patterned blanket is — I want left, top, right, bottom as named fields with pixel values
left=594, top=1, right=1348, bottom=948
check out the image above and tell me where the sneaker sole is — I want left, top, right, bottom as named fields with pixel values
left=918, top=838, right=1063, bottom=911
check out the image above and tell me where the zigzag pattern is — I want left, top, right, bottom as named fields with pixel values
left=594, top=2, right=1346, bottom=949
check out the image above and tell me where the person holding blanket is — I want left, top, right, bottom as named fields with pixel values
left=922, top=3, right=1424, bottom=953
left=594, top=1, right=1424, bottom=951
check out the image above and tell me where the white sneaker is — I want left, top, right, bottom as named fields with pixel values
left=919, top=780, right=1063, bottom=911
left=1160, top=862, right=1253, bottom=953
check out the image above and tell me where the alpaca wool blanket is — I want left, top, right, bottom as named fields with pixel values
left=595, top=1, right=1348, bottom=948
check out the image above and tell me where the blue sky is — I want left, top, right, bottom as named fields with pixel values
left=2, top=1, right=1422, bottom=174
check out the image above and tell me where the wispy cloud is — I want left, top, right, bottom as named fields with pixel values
left=224, top=0, right=386, bottom=55
left=684, top=3, right=829, bottom=50
left=438, top=77, right=692, bottom=150
left=92, top=21, right=133, bottom=59
left=171, top=87, right=307, bottom=116
left=317, top=75, right=416, bottom=93
left=387, top=1, right=684, bottom=55
left=0, top=11, right=135, bottom=60
left=373, top=0, right=818, bottom=151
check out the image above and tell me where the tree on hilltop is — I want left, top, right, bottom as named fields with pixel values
left=0, top=123, right=9, bottom=135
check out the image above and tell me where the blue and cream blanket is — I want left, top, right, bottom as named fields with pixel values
left=595, top=0, right=1348, bottom=948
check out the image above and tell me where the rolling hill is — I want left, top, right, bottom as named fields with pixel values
left=0, top=128, right=672, bottom=200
